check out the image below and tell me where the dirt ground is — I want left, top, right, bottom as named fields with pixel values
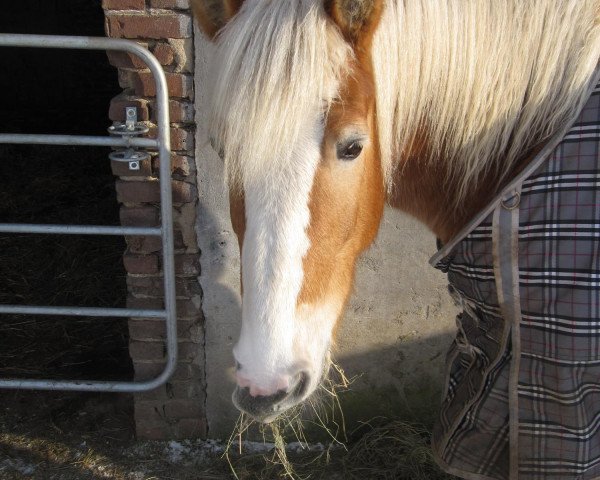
left=0, top=389, right=342, bottom=480
left=0, top=388, right=456, bottom=480
left=0, top=390, right=233, bottom=480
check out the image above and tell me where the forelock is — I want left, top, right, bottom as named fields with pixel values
left=208, top=0, right=352, bottom=189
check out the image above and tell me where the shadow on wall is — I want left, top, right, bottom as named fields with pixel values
left=333, top=331, right=454, bottom=434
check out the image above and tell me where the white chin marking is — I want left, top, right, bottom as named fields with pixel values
left=233, top=117, right=338, bottom=394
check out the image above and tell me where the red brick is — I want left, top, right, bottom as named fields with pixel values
left=130, top=319, right=166, bottom=340
left=134, top=401, right=165, bottom=425
left=130, top=342, right=199, bottom=365
left=126, top=235, right=163, bottom=254
left=134, top=362, right=202, bottom=382
left=176, top=298, right=202, bottom=318
left=123, top=253, right=160, bottom=274
left=174, top=254, right=200, bottom=275
left=116, top=179, right=196, bottom=203
left=129, top=340, right=165, bottom=361
left=150, top=42, right=175, bottom=67
left=111, top=155, right=153, bottom=177
left=153, top=154, right=194, bottom=177
left=117, top=68, right=133, bottom=89
left=127, top=296, right=164, bottom=310
left=122, top=231, right=186, bottom=258
left=103, top=0, right=145, bottom=10
left=106, top=13, right=192, bottom=39
left=127, top=276, right=160, bottom=297
left=136, top=424, right=170, bottom=440
left=149, top=0, right=190, bottom=9
left=172, top=418, right=207, bottom=439
left=178, top=325, right=204, bottom=346
left=164, top=400, right=203, bottom=419
left=133, top=359, right=197, bottom=384
left=133, top=71, right=193, bottom=99
left=134, top=383, right=172, bottom=400
left=109, top=94, right=149, bottom=121
left=173, top=229, right=190, bottom=250
left=178, top=319, right=204, bottom=343
left=169, top=127, right=194, bottom=152
left=136, top=417, right=206, bottom=440
left=127, top=275, right=202, bottom=297
left=168, top=385, right=203, bottom=401
left=133, top=361, right=167, bottom=381
left=168, top=379, right=205, bottom=398
left=178, top=342, right=201, bottom=362
left=150, top=39, right=192, bottom=72
left=132, top=317, right=202, bottom=344
left=116, top=179, right=160, bottom=203
left=149, top=125, right=194, bottom=152
left=128, top=276, right=156, bottom=290
left=167, top=99, right=194, bottom=123
left=106, top=50, right=148, bottom=69
left=172, top=363, right=203, bottom=382
left=120, top=206, right=160, bottom=226
left=172, top=180, right=197, bottom=203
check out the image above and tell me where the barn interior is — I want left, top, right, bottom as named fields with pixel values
left=0, top=0, right=134, bottom=446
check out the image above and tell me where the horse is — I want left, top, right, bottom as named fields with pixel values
left=190, top=1, right=600, bottom=478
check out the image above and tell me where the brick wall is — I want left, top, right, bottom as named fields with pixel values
left=102, top=0, right=205, bottom=440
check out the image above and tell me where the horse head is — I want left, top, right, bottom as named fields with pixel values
left=191, top=0, right=386, bottom=421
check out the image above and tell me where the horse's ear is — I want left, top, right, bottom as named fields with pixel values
left=191, top=0, right=244, bottom=39
left=325, top=0, right=383, bottom=49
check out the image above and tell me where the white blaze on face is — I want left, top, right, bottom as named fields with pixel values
left=233, top=115, right=340, bottom=398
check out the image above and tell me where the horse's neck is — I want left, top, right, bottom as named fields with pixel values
left=387, top=144, right=538, bottom=243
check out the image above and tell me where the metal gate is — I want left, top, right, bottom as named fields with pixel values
left=0, top=34, right=177, bottom=392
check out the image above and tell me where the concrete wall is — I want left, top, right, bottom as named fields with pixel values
left=194, top=31, right=458, bottom=440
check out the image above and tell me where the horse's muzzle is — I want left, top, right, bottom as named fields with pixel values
left=232, top=371, right=310, bottom=423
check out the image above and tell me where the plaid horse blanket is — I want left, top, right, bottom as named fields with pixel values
left=430, top=76, right=600, bottom=480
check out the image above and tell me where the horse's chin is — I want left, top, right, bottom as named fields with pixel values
left=232, top=370, right=319, bottom=423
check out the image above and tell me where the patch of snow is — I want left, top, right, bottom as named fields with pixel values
left=128, top=472, right=147, bottom=480
left=236, top=440, right=275, bottom=454
left=165, top=440, right=191, bottom=463
left=286, top=441, right=326, bottom=453
left=0, top=458, right=36, bottom=476
left=162, top=438, right=235, bottom=465
left=154, top=438, right=337, bottom=465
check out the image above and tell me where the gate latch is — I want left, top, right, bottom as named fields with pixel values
left=108, top=107, right=150, bottom=171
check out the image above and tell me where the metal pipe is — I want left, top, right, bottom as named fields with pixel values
left=0, top=376, right=174, bottom=393
left=0, top=133, right=158, bottom=149
left=0, top=34, right=178, bottom=393
left=153, top=39, right=179, bottom=389
left=0, top=305, right=166, bottom=318
left=0, top=224, right=161, bottom=236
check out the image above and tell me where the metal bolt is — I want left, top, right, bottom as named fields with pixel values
left=125, top=107, right=137, bottom=132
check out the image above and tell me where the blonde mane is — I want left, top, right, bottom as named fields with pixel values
left=210, top=0, right=600, bottom=199
left=373, top=0, right=600, bottom=199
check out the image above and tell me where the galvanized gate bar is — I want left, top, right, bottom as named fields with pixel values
left=0, top=306, right=166, bottom=319
left=0, top=34, right=178, bottom=393
left=0, top=224, right=161, bottom=235
left=0, top=133, right=158, bottom=148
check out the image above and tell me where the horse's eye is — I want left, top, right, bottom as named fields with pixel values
left=337, top=141, right=363, bottom=161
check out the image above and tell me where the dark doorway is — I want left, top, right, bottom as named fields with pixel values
left=0, top=1, right=132, bottom=383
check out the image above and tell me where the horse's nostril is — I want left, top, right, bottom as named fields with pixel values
left=289, top=371, right=310, bottom=401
